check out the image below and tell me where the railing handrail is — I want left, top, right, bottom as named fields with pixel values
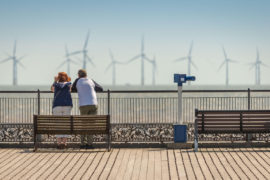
left=0, top=89, right=270, bottom=93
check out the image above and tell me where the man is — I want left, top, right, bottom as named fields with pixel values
left=71, top=69, right=103, bottom=148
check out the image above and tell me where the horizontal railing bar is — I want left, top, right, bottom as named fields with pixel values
left=1, top=89, right=270, bottom=93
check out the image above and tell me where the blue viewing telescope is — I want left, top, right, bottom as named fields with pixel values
left=174, top=74, right=196, bottom=86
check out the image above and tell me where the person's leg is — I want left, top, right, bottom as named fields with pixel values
left=86, top=105, right=98, bottom=146
left=79, top=106, right=89, bottom=146
left=52, top=107, right=63, bottom=146
left=87, top=105, right=98, bottom=115
left=61, top=106, right=72, bottom=146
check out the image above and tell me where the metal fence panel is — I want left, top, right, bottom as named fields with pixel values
left=1, top=90, right=270, bottom=124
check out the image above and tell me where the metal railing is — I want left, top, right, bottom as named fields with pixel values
left=0, top=89, right=270, bottom=124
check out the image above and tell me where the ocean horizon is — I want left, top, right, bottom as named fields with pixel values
left=0, top=84, right=270, bottom=91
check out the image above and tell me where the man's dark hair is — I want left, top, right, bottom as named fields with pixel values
left=78, top=69, right=87, bottom=78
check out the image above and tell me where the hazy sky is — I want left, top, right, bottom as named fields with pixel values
left=0, top=0, right=269, bottom=86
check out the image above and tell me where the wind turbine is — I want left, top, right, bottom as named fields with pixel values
left=247, top=48, right=268, bottom=85
left=105, top=50, right=124, bottom=85
left=57, top=45, right=78, bottom=75
left=0, top=41, right=26, bottom=86
left=173, top=41, right=197, bottom=85
left=218, top=46, right=237, bottom=86
left=74, top=31, right=95, bottom=70
left=127, top=36, right=152, bottom=86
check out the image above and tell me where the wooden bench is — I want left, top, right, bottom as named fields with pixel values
left=194, top=109, right=270, bottom=152
left=33, top=115, right=111, bottom=151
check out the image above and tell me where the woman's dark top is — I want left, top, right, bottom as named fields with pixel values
left=53, top=82, right=73, bottom=108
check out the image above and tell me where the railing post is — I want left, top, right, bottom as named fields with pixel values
left=37, top=89, right=40, bottom=115
left=107, top=89, right=110, bottom=115
left=247, top=88, right=252, bottom=142
left=248, top=88, right=250, bottom=110
left=37, top=89, right=41, bottom=142
left=107, top=89, right=111, bottom=151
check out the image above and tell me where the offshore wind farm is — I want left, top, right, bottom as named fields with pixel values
left=0, top=34, right=269, bottom=90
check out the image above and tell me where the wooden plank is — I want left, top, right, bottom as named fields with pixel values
left=208, top=148, right=232, bottom=180
left=200, top=149, right=222, bottom=179
left=0, top=151, right=35, bottom=178
left=80, top=150, right=105, bottom=180
left=98, top=149, right=120, bottom=180
left=38, top=152, right=70, bottom=179
left=187, top=149, right=205, bottom=179
left=195, top=150, right=213, bottom=180
left=107, top=149, right=126, bottom=179
left=13, top=152, right=50, bottom=179
left=240, top=148, right=270, bottom=178
left=236, top=148, right=267, bottom=179
left=70, top=151, right=98, bottom=179
left=123, top=149, right=137, bottom=180
left=228, top=149, right=259, bottom=180
left=214, top=148, right=241, bottom=180
left=131, top=149, right=143, bottom=180
left=37, top=125, right=107, bottom=128
left=0, top=149, right=18, bottom=164
left=198, top=126, right=242, bottom=128
left=62, top=152, right=91, bottom=180
left=243, top=119, right=270, bottom=121
left=138, top=149, right=149, bottom=180
left=114, top=149, right=131, bottom=180
left=181, top=149, right=195, bottom=180
left=146, top=149, right=155, bottom=180
left=160, top=150, right=170, bottom=180
left=154, top=150, right=162, bottom=180
left=252, top=148, right=270, bottom=167
left=197, top=110, right=270, bottom=114
left=27, top=152, right=64, bottom=179
left=167, top=149, right=179, bottom=180
left=4, top=152, right=44, bottom=179
left=220, top=148, right=247, bottom=179
left=89, top=150, right=112, bottom=180
left=173, top=149, right=187, bottom=179
left=55, top=151, right=88, bottom=179
left=197, top=120, right=240, bottom=123
left=21, top=153, right=55, bottom=179
left=197, top=116, right=240, bottom=119
left=0, top=150, right=29, bottom=174
left=198, top=123, right=240, bottom=125
left=46, top=152, right=77, bottom=179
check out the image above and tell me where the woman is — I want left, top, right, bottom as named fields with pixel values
left=51, top=72, right=73, bottom=148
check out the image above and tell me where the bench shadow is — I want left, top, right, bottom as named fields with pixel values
left=179, top=148, right=270, bottom=153
left=20, top=148, right=108, bottom=153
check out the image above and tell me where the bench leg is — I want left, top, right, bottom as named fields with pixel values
left=34, top=133, right=37, bottom=152
left=108, top=133, right=111, bottom=152
left=246, top=133, right=252, bottom=142
left=194, top=121, right=198, bottom=152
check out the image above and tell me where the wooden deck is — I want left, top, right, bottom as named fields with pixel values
left=0, top=148, right=270, bottom=179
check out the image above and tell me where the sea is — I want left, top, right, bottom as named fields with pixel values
left=1, top=84, right=270, bottom=91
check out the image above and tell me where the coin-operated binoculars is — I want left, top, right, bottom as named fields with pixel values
left=173, top=74, right=196, bottom=142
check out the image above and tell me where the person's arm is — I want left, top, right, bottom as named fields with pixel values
left=92, top=80, right=103, bottom=92
left=51, top=76, right=58, bottom=92
left=71, top=78, right=80, bottom=92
